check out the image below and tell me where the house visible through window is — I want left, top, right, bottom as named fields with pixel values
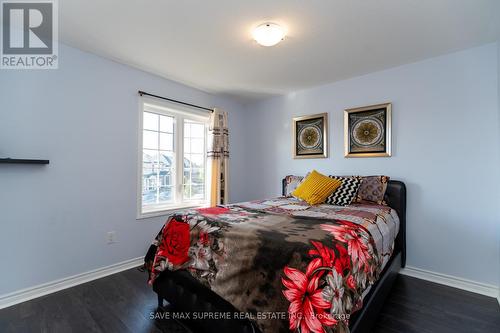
left=138, top=99, right=209, bottom=217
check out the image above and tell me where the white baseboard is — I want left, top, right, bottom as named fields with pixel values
left=0, top=257, right=143, bottom=310
left=400, top=266, right=499, bottom=300
left=1, top=260, right=498, bottom=310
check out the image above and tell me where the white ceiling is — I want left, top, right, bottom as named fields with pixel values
left=60, top=0, right=500, bottom=101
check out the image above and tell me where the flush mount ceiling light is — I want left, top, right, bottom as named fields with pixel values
left=252, top=23, right=286, bottom=47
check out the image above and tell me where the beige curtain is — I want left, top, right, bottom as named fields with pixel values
left=208, top=108, right=229, bottom=206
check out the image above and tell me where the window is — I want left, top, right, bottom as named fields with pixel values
left=138, top=99, right=209, bottom=218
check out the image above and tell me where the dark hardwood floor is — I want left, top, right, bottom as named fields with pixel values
left=0, top=268, right=498, bottom=333
left=372, top=275, right=500, bottom=333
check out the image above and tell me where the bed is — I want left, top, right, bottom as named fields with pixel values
left=145, top=179, right=406, bottom=333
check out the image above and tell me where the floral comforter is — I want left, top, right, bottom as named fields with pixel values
left=145, top=197, right=399, bottom=333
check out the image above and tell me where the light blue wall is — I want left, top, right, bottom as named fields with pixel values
left=1, top=42, right=498, bottom=297
left=0, top=44, right=249, bottom=295
left=497, top=40, right=500, bottom=292
left=244, top=44, right=500, bottom=286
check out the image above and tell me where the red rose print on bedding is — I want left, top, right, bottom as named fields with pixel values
left=148, top=211, right=226, bottom=285
left=158, top=218, right=190, bottom=266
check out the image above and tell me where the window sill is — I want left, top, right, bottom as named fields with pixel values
left=136, top=203, right=208, bottom=220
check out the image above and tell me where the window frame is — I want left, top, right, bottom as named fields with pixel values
left=137, top=97, right=210, bottom=219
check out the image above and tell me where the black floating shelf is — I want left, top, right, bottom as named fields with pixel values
left=0, top=158, right=49, bottom=165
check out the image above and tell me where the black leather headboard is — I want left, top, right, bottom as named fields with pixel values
left=384, top=180, right=406, bottom=267
left=282, top=178, right=406, bottom=267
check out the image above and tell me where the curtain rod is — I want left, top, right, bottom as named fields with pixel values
left=138, top=90, right=214, bottom=113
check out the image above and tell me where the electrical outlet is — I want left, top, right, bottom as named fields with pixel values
left=107, top=231, right=116, bottom=244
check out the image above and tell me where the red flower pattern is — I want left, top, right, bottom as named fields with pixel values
left=283, top=221, right=380, bottom=332
left=346, top=275, right=357, bottom=290
left=309, top=241, right=336, bottom=267
left=334, top=243, right=351, bottom=276
left=158, top=218, right=190, bottom=266
left=282, top=259, right=337, bottom=333
left=309, top=241, right=350, bottom=276
left=199, top=231, right=210, bottom=246
left=320, top=223, right=371, bottom=270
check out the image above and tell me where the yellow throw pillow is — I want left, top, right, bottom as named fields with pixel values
left=292, top=170, right=342, bottom=205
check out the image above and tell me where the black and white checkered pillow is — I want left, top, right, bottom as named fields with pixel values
left=325, top=176, right=362, bottom=206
